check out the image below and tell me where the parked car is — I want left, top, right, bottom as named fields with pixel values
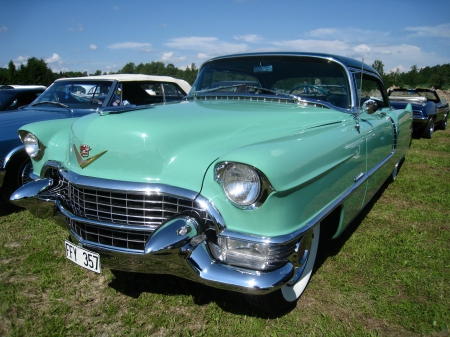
left=0, top=85, right=46, bottom=111
left=388, top=88, right=448, bottom=138
left=0, top=74, right=191, bottom=202
left=11, top=53, right=412, bottom=314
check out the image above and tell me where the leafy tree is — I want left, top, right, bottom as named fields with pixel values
left=372, top=60, right=384, bottom=76
left=406, top=65, right=418, bottom=87
left=429, top=74, right=445, bottom=89
left=7, top=61, right=16, bottom=83
left=121, top=62, right=136, bottom=74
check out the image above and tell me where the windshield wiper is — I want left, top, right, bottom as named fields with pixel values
left=195, top=84, right=247, bottom=93
left=31, top=101, right=71, bottom=110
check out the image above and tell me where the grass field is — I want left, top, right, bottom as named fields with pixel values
left=0, top=128, right=449, bottom=336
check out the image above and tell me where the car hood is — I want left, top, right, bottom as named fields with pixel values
left=66, top=100, right=344, bottom=191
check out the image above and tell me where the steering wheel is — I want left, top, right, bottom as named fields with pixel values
left=289, top=84, right=329, bottom=96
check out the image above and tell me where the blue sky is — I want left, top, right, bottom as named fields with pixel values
left=1, top=0, right=450, bottom=76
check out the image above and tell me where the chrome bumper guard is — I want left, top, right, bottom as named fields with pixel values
left=11, top=178, right=295, bottom=295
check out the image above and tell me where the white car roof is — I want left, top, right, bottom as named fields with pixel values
left=2, top=85, right=47, bottom=89
left=55, top=74, right=191, bottom=94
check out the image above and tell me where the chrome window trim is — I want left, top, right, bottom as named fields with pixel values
left=194, top=53, right=356, bottom=112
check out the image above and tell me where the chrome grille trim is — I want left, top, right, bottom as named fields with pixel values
left=69, top=219, right=150, bottom=251
left=67, top=181, right=213, bottom=229
left=42, top=168, right=225, bottom=252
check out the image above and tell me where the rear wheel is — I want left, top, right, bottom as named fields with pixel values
left=438, top=115, right=447, bottom=130
left=245, top=224, right=320, bottom=314
left=422, top=117, right=435, bottom=139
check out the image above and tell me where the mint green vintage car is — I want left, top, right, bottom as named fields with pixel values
left=11, top=53, right=412, bottom=314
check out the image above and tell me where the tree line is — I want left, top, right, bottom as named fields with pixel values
left=372, top=60, right=450, bottom=89
left=0, top=56, right=449, bottom=89
left=0, top=58, right=199, bottom=87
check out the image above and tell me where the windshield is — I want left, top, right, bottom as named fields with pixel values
left=190, top=56, right=351, bottom=109
left=389, top=90, right=438, bottom=102
left=34, top=80, right=115, bottom=108
left=0, top=91, right=16, bottom=110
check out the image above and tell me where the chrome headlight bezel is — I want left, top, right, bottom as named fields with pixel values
left=19, top=131, right=46, bottom=161
left=214, top=162, right=274, bottom=209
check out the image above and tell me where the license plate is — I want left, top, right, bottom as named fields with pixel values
left=64, top=240, right=101, bottom=273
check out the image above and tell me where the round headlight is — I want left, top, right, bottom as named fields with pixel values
left=222, top=163, right=261, bottom=206
left=23, top=133, right=40, bottom=158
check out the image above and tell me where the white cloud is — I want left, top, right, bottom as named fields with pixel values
left=113, top=6, right=119, bottom=10
left=107, top=42, right=152, bottom=52
left=0, top=26, right=7, bottom=34
left=234, top=34, right=262, bottom=43
left=14, top=55, right=30, bottom=66
left=161, top=52, right=187, bottom=65
left=349, top=44, right=372, bottom=59
left=90, top=44, right=98, bottom=50
left=45, top=53, right=63, bottom=65
left=166, top=37, right=248, bottom=57
left=271, top=39, right=349, bottom=54
left=405, top=23, right=450, bottom=38
left=68, top=23, right=83, bottom=32
left=308, top=28, right=338, bottom=37
left=306, top=27, right=390, bottom=43
left=161, top=52, right=173, bottom=61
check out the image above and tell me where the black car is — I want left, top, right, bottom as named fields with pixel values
left=0, top=85, right=46, bottom=111
left=388, top=88, right=449, bottom=138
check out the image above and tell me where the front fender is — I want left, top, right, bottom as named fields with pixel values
left=18, top=118, right=78, bottom=177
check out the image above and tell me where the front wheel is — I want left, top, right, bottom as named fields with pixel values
left=245, top=224, right=320, bottom=314
left=0, top=152, right=32, bottom=203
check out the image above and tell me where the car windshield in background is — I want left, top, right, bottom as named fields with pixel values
left=33, top=80, right=188, bottom=109
left=34, top=81, right=115, bottom=108
left=0, top=91, right=17, bottom=110
left=190, top=56, right=351, bottom=109
left=389, top=89, right=438, bottom=102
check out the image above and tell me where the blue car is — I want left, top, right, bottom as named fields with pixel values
left=0, top=85, right=46, bottom=111
left=388, top=88, right=449, bottom=138
left=0, top=74, right=191, bottom=202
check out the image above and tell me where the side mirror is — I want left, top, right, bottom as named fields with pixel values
left=363, top=99, right=378, bottom=114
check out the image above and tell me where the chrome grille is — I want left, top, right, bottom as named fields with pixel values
left=70, top=220, right=150, bottom=251
left=54, top=174, right=216, bottom=252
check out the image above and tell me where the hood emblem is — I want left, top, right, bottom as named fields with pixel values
left=73, top=144, right=108, bottom=169
left=80, top=144, right=91, bottom=157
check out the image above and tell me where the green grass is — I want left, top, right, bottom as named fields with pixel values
left=1, top=130, right=449, bottom=336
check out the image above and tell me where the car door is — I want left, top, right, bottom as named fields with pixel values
left=358, top=74, right=395, bottom=202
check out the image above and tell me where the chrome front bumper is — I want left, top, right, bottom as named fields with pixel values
left=11, top=178, right=295, bottom=295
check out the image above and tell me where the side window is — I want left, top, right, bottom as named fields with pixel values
left=162, top=83, right=186, bottom=101
left=355, top=73, right=388, bottom=108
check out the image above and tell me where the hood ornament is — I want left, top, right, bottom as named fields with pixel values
left=73, top=144, right=108, bottom=169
